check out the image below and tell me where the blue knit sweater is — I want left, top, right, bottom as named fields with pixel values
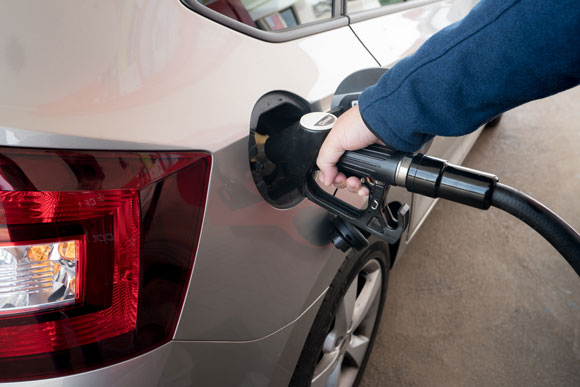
left=358, top=0, right=580, bottom=152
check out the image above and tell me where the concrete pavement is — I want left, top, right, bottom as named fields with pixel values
left=361, top=86, right=580, bottom=386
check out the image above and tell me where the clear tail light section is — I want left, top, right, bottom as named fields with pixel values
left=0, top=238, right=83, bottom=315
left=0, top=148, right=211, bottom=381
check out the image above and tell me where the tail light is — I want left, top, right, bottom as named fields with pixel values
left=0, top=147, right=211, bottom=381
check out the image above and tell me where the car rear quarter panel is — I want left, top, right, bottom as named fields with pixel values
left=0, top=0, right=380, bottom=343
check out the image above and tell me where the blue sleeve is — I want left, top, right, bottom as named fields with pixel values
left=358, top=0, right=580, bottom=152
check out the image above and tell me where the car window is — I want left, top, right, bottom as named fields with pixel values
left=346, top=0, right=405, bottom=14
left=197, top=0, right=333, bottom=31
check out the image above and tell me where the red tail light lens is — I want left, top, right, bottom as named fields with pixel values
left=0, top=148, right=211, bottom=381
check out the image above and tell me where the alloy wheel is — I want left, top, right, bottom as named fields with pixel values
left=311, top=259, right=383, bottom=387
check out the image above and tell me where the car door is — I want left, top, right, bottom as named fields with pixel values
left=346, top=0, right=482, bottom=237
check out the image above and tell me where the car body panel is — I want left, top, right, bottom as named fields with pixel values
left=175, top=138, right=345, bottom=341
left=2, top=284, right=324, bottom=387
left=0, top=0, right=377, bottom=342
left=0, top=1, right=377, bottom=153
left=2, top=345, right=172, bottom=387
left=349, top=0, right=477, bottom=67
left=165, top=290, right=324, bottom=387
left=0, top=0, right=480, bottom=384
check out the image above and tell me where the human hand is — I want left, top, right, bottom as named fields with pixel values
left=316, top=105, right=381, bottom=196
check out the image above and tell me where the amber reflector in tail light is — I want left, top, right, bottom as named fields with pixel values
left=0, top=148, right=211, bottom=381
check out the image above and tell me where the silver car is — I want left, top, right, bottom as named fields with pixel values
left=0, top=0, right=481, bottom=385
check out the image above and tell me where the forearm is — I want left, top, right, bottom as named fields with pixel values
left=358, top=0, right=580, bottom=152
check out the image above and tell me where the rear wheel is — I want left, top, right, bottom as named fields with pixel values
left=290, top=243, right=389, bottom=387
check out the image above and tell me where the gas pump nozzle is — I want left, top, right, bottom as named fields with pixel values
left=265, top=110, right=505, bottom=252
left=265, top=112, right=411, bottom=250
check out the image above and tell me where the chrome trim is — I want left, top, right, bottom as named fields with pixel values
left=348, top=0, right=443, bottom=24
left=395, top=155, right=413, bottom=187
left=180, top=0, right=349, bottom=43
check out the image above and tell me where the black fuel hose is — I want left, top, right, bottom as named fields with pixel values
left=399, top=153, right=580, bottom=272
left=490, top=183, right=580, bottom=273
left=339, top=149, right=580, bottom=272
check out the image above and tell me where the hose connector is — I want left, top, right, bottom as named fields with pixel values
left=405, top=154, right=499, bottom=209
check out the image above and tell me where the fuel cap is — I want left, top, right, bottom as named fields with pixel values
left=299, top=112, right=337, bottom=132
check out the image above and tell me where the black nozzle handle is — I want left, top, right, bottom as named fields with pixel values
left=336, top=145, right=498, bottom=210
left=337, top=145, right=405, bottom=186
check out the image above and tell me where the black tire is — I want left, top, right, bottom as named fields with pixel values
left=290, top=242, right=390, bottom=387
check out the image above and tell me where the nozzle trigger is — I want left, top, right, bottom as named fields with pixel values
left=304, top=175, right=409, bottom=246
